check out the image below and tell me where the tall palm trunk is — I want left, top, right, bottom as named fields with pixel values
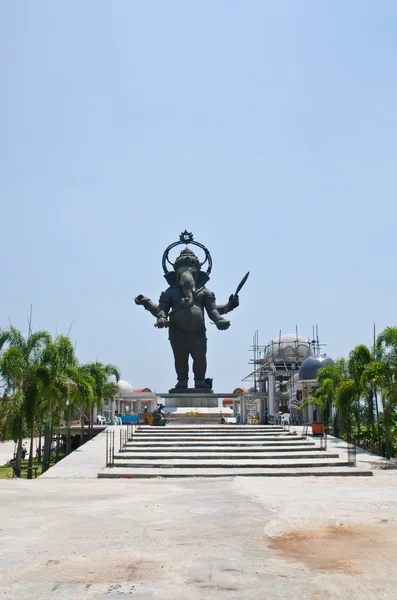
left=66, top=405, right=72, bottom=455
left=55, top=425, right=60, bottom=462
left=368, top=390, right=376, bottom=448
left=89, top=408, right=93, bottom=440
left=42, top=420, right=51, bottom=473
left=27, top=420, right=35, bottom=479
left=42, top=399, right=53, bottom=473
left=384, top=405, right=391, bottom=460
left=14, top=410, right=24, bottom=478
left=80, top=410, right=85, bottom=446
left=37, top=423, right=42, bottom=462
left=374, top=387, right=382, bottom=455
left=356, top=406, right=361, bottom=447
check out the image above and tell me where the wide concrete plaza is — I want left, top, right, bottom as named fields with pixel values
left=0, top=471, right=396, bottom=600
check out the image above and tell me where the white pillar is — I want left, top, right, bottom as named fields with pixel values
left=136, top=398, right=142, bottom=417
left=111, top=400, right=116, bottom=423
left=117, top=399, right=121, bottom=414
left=268, top=374, right=276, bottom=418
left=93, top=406, right=98, bottom=424
left=240, top=396, right=246, bottom=424
left=258, top=396, right=264, bottom=424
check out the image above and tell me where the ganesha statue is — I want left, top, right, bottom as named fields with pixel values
left=135, top=231, right=248, bottom=392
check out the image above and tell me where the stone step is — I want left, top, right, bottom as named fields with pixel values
left=124, top=440, right=314, bottom=447
left=98, top=466, right=373, bottom=479
left=134, top=428, right=286, bottom=433
left=120, top=445, right=317, bottom=453
left=110, top=458, right=349, bottom=469
left=137, top=426, right=284, bottom=431
left=131, top=435, right=296, bottom=444
left=114, top=452, right=340, bottom=460
left=139, top=425, right=284, bottom=431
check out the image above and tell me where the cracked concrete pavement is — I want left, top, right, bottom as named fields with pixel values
left=0, top=472, right=396, bottom=599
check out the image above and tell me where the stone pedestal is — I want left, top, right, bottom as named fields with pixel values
left=161, top=391, right=232, bottom=424
left=163, top=393, right=218, bottom=410
left=169, top=388, right=213, bottom=394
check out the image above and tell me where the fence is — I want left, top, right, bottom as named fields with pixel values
left=119, top=424, right=136, bottom=452
left=319, top=427, right=328, bottom=451
left=346, top=439, right=357, bottom=467
left=106, top=425, right=137, bottom=467
left=105, top=430, right=115, bottom=467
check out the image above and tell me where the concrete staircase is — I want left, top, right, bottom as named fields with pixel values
left=97, top=425, right=373, bottom=478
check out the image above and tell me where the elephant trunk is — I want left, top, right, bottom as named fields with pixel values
left=178, top=269, right=196, bottom=306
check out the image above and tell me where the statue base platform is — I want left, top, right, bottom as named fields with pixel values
left=168, top=387, right=213, bottom=394
left=159, top=391, right=237, bottom=422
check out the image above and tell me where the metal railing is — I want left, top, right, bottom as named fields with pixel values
left=119, top=424, right=136, bottom=452
left=126, top=423, right=134, bottom=442
left=106, top=430, right=115, bottom=467
left=302, top=424, right=308, bottom=439
left=120, top=428, right=127, bottom=452
left=347, top=439, right=357, bottom=467
left=319, top=428, right=328, bottom=451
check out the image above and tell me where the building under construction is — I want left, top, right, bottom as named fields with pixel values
left=243, top=329, right=326, bottom=422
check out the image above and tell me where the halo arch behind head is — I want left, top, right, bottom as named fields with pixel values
left=162, top=231, right=212, bottom=275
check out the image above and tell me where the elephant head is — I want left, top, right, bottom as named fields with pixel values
left=174, top=249, right=201, bottom=306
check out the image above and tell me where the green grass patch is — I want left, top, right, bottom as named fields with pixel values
left=0, top=464, right=14, bottom=479
left=0, top=454, right=66, bottom=479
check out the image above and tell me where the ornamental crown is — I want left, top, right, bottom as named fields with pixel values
left=174, top=248, right=201, bottom=271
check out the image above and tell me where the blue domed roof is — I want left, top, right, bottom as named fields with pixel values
left=299, top=355, right=335, bottom=381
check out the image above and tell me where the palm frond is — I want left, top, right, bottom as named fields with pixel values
left=55, top=335, right=77, bottom=370
left=104, top=364, right=120, bottom=382
left=0, top=388, right=23, bottom=427
left=0, top=326, right=25, bottom=353
left=0, top=347, right=25, bottom=386
left=27, top=331, right=52, bottom=355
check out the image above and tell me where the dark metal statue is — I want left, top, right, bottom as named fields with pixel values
left=152, top=403, right=167, bottom=426
left=135, top=231, right=248, bottom=391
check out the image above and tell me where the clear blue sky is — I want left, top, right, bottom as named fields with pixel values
left=1, top=1, right=396, bottom=392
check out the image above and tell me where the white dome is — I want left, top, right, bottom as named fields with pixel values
left=116, top=380, right=134, bottom=395
left=265, top=334, right=312, bottom=362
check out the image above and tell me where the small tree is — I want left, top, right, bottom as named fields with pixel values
left=81, top=362, right=120, bottom=436
left=0, top=326, right=50, bottom=477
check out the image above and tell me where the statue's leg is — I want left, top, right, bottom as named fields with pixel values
left=169, top=329, right=189, bottom=387
left=191, top=333, right=210, bottom=389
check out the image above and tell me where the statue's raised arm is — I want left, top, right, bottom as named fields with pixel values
left=135, top=293, right=239, bottom=317
left=134, top=295, right=158, bottom=317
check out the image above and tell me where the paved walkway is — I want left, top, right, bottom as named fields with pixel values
left=0, top=426, right=396, bottom=599
left=293, top=425, right=396, bottom=470
left=0, top=470, right=396, bottom=599
left=40, top=426, right=125, bottom=478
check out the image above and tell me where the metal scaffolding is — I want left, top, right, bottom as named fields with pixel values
left=242, top=326, right=324, bottom=422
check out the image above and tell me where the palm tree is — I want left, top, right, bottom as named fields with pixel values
left=346, top=344, right=373, bottom=447
left=370, top=327, right=397, bottom=458
left=81, top=362, right=120, bottom=436
left=40, top=335, right=95, bottom=472
left=67, top=367, right=95, bottom=453
left=312, top=359, right=348, bottom=433
left=0, top=326, right=51, bottom=477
